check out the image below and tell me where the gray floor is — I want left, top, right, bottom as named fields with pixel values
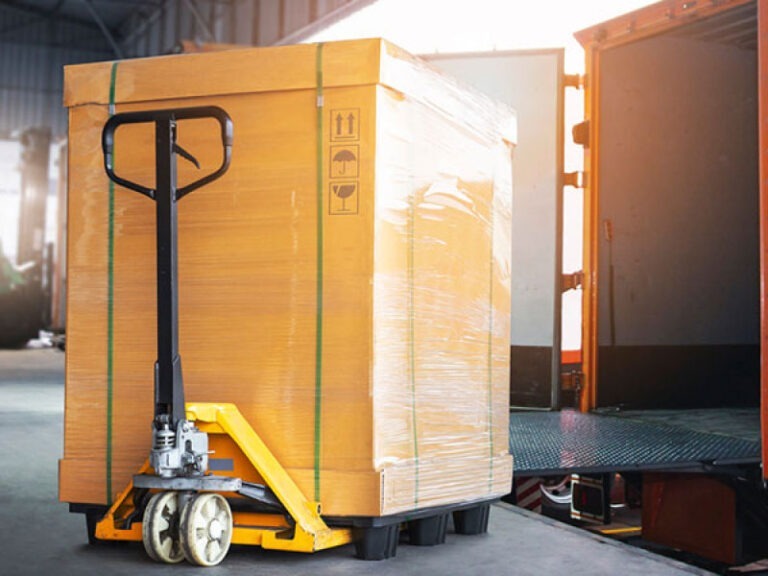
left=0, top=349, right=712, bottom=575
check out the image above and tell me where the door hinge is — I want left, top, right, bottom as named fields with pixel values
left=561, top=369, right=584, bottom=392
left=562, top=270, right=584, bottom=292
left=563, top=171, right=584, bottom=189
left=572, top=120, right=590, bottom=148
left=564, top=74, right=583, bottom=89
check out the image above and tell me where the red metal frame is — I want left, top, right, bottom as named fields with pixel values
left=758, top=0, right=768, bottom=480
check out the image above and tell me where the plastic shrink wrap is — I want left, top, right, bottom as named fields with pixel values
left=60, top=38, right=515, bottom=517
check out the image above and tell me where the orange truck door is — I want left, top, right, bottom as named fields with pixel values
left=759, top=0, right=768, bottom=481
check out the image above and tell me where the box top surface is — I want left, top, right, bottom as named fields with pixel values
left=64, top=38, right=516, bottom=144
left=64, top=39, right=381, bottom=107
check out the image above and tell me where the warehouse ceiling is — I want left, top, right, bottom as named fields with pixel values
left=2, top=0, right=157, bottom=30
left=0, top=0, right=372, bottom=136
left=0, top=0, right=158, bottom=52
left=0, top=0, right=372, bottom=53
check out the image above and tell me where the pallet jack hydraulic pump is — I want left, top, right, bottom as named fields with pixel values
left=95, top=106, right=353, bottom=566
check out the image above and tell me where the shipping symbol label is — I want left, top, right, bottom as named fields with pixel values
left=329, top=181, right=358, bottom=215
left=330, top=108, right=359, bottom=141
left=330, top=145, right=359, bottom=178
left=328, top=108, right=360, bottom=215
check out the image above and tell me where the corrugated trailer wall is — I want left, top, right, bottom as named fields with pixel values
left=117, top=0, right=368, bottom=58
left=0, top=44, right=112, bottom=138
left=0, top=7, right=111, bottom=138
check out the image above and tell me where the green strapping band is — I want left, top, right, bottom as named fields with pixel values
left=314, top=43, right=324, bottom=502
left=486, top=199, right=495, bottom=494
left=409, top=194, right=419, bottom=507
left=106, top=60, right=118, bottom=504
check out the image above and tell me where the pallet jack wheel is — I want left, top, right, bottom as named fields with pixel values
left=142, top=492, right=185, bottom=564
left=179, top=493, right=233, bottom=566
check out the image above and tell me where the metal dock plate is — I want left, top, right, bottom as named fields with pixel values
left=509, top=410, right=760, bottom=476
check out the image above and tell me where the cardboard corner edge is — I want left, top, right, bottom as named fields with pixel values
left=63, top=60, right=115, bottom=108
left=59, top=458, right=107, bottom=505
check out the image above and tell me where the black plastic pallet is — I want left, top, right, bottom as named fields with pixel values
left=72, top=498, right=496, bottom=560
left=327, top=499, right=496, bottom=560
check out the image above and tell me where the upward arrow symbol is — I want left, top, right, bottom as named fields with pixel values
left=336, top=114, right=343, bottom=135
left=347, top=113, right=355, bottom=135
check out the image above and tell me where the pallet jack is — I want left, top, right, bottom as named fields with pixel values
left=95, top=107, right=354, bottom=566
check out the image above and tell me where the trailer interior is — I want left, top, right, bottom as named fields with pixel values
left=509, top=1, right=767, bottom=566
left=512, top=0, right=761, bottom=471
left=595, top=2, right=759, bottom=414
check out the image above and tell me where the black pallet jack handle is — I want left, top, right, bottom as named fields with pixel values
left=102, top=106, right=233, bottom=428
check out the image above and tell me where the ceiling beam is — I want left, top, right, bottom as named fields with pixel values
left=79, top=0, right=125, bottom=58
left=181, top=0, right=215, bottom=42
left=0, top=0, right=99, bottom=30
left=90, top=0, right=163, bottom=6
left=116, top=0, right=168, bottom=47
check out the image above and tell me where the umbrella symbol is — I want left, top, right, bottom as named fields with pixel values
left=333, top=184, right=356, bottom=211
left=332, top=149, right=356, bottom=175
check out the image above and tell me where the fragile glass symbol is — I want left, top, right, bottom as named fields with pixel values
left=333, top=184, right=356, bottom=211
left=332, top=149, right=356, bottom=174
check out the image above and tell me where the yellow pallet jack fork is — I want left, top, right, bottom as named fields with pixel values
left=96, top=108, right=352, bottom=566
left=96, top=403, right=353, bottom=556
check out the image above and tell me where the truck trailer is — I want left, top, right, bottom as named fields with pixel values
left=431, top=0, right=768, bottom=566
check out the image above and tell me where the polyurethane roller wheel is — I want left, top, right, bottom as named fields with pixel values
left=179, top=493, right=233, bottom=567
left=142, top=491, right=185, bottom=564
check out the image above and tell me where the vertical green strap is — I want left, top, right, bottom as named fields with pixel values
left=487, top=196, right=496, bottom=494
left=409, top=194, right=419, bottom=507
left=106, top=60, right=119, bottom=504
left=314, top=43, right=324, bottom=502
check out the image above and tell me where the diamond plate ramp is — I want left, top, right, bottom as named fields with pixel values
left=509, top=410, right=760, bottom=476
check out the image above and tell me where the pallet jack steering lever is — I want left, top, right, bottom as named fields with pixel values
left=97, top=107, right=355, bottom=568
left=102, top=106, right=233, bottom=478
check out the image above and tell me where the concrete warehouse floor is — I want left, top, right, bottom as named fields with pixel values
left=0, top=349, right=713, bottom=576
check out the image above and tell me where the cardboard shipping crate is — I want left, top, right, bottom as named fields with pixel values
left=60, top=39, right=515, bottom=518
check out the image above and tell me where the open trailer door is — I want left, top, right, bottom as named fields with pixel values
left=565, top=1, right=767, bottom=564
left=759, top=0, right=768, bottom=483
left=426, top=49, right=568, bottom=409
left=577, top=0, right=762, bottom=416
